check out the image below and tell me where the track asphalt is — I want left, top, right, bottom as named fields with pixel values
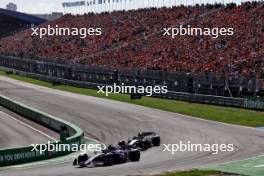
left=0, top=75, right=264, bottom=176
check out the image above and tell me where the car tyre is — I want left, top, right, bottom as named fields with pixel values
left=128, top=150, right=140, bottom=162
left=152, top=136, right=160, bottom=146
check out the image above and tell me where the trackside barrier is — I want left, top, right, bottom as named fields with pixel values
left=155, top=91, right=245, bottom=107
left=0, top=66, right=103, bottom=89
left=0, top=66, right=263, bottom=110
left=0, top=95, right=84, bottom=167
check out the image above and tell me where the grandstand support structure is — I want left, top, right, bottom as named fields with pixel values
left=0, top=8, right=47, bottom=38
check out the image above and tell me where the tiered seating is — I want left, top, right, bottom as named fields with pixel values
left=0, top=2, right=263, bottom=78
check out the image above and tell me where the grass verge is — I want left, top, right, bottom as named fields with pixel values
left=0, top=70, right=263, bottom=127
left=157, top=169, right=237, bottom=176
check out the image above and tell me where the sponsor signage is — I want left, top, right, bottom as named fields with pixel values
left=244, top=97, right=264, bottom=109
left=62, top=1, right=86, bottom=7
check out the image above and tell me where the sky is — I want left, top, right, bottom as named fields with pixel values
left=0, top=0, right=66, bottom=13
left=0, top=0, right=244, bottom=14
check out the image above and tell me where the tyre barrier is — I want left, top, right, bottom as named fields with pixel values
left=0, top=95, right=85, bottom=167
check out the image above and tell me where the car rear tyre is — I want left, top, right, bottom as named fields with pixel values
left=152, top=136, right=161, bottom=146
left=128, top=150, right=140, bottom=162
left=78, top=154, right=88, bottom=163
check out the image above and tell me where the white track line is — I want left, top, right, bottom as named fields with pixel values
left=0, top=111, right=57, bottom=141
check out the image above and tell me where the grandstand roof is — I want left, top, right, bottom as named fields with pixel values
left=0, top=8, right=47, bottom=24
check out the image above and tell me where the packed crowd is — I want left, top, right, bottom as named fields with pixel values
left=0, top=2, right=263, bottom=78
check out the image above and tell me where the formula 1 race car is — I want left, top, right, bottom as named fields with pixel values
left=73, top=132, right=160, bottom=167
left=73, top=145, right=140, bottom=167
left=128, top=132, right=161, bottom=151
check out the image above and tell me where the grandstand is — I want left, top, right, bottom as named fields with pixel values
left=0, top=2, right=263, bottom=79
left=0, top=1, right=263, bottom=98
left=0, top=8, right=46, bottom=38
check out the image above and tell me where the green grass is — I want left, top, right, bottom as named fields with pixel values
left=1, top=70, right=264, bottom=127
left=158, top=170, right=226, bottom=176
